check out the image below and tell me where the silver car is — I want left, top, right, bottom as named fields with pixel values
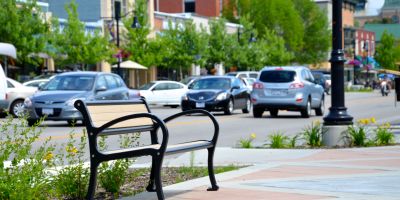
left=24, top=72, right=130, bottom=126
left=251, top=66, right=324, bottom=118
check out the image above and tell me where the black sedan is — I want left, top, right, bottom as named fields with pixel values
left=181, top=76, right=251, bottom=115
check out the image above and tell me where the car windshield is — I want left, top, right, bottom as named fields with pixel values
left=245, top=78, right=255, bottom=85
left=260, top=70, right=296, bottom=83
left=43, top=75, right=95, bottom=91
left=191, top=78, right=231, bottom=90
left=139, top=82, right=155, bottom=90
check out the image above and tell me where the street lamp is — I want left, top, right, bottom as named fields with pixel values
left=323, top=0, right=353, bottom=126
left=114, top=1, right=141, bottom=77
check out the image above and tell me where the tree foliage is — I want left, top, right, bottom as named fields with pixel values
left=0, top=0, right=48, bottom=68
left=50, top=0, right=112, bottom=69
left=207, top=18, right=235, bottom=66
left=375, top=31, right=400, bottom=71
left=222, top=0, right=330, bottom=65
left=292, top=0, right=331, bottom=64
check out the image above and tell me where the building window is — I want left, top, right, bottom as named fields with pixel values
left=185, top=0, right=195, bottom=13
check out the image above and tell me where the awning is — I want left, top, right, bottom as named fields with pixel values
left=112, top=60, right=147, bottom=70
left=0, top=43, right=17, bottom=59
left=378, top=69, right=400, bottom=76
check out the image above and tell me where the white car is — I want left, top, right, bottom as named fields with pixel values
left=138, top=81, right=188, bottom=108
left=5, top=78, right=37, bottom=116
left=22, top=78, right=50, bottom=89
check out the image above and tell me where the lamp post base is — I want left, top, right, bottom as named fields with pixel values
left=323, top=107, right=353, bottom=126
left=322, top=125, right=349, bottom=147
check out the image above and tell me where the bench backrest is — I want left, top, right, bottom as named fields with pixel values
left=75, top=99, right=153, bottom=130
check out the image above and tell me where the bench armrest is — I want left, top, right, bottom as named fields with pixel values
left=163, top=109, right=219, bottom=145
left=96, top=113, right=169, bottom=152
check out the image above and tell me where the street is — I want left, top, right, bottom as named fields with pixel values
left=0, top=91, right=395, bottom=151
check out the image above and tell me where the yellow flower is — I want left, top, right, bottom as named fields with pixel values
left=66, top=146, right=78, bottom=155
left=250, top=133, right=256, bottom=139
left=313, top=120, right=321, bottom=126
left=370, top=117, right=376, bottom=124
left=44, top=152, right=53, bottom=161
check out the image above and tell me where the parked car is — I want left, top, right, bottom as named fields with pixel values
left=24, top=72, right=130, bottom=126
left=3, top=78, right=37, bottom=116
left=323, top=74, right=331, bottom=93
left=0, top=64, right=7, bottom=114
left=138, top=81, right=188, bottom=108
left=242, top=77, right=256, bottom=91
left=22, top=78, right=51, bottom=89
left=225, top=71, right=259, bottom=79
left=251, top=66, right=325, bottom=118
left=181, top=76, right=251, bottom=115
left=311, top=71, right=330, bottom=94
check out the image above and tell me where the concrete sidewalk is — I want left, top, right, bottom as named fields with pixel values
left=124, top=146, right=400, bottom=200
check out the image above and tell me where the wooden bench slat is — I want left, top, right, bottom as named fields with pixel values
left=87, top=104, right=153, bottom=128
left=165, top=140, right=213, bottom=155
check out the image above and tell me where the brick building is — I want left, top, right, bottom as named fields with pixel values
left=154, top=0, right=224, bottom=17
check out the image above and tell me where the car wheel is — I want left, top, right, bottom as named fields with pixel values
left=27, top=119, right=38, bottom=126
left=301, top=98, right=312, bottom=118
left=315, top=97, right=325, bottom=116
left=253, top=107, right=264, bottom=118
left=270, top=109, right=279, bottom=117
left=242, top=98, right=251, bottom=113
left=10, top=99, right=25, bottom=117
left=224, top=99, right=234, bottom=115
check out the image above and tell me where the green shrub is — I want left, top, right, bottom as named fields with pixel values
left=345, top=118, right=375, bottom=147
left=302, top=120, right=324, bottom=147
left=98, top=133, right=140, bottom=197
left=374, top=123, right=395, bottom=146
left=237, top=133, right=256, bottom=148
left=268, top=132, right=288, bottom=148
left=288, top=134, right=299, bottom=148
left=53, top=130, right=89, bottom=200
left=0, top=115, right=54, bottom=199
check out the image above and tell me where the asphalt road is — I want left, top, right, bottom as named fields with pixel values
left=1, top=91, right=399, bottom=155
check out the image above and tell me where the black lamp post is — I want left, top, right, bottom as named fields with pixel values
left=323, top=0, right=353, bottom=125
left=114, top=1, right=140, bottom=77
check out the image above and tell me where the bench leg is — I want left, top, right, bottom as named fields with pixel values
left=146, top=156, right=157, bottom=192
left=86, top=161, right=99, bottom=200
left=154, top=155, right=165, bottom=200
left=207, top=147, right=219, bottom=191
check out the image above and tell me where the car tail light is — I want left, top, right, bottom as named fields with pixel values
left=289, top=82, right=304, bottom=89
left=253, top=82, right=264, bottom=89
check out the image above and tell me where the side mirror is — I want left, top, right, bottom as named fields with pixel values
left=96, top=86, right=107, bottom=92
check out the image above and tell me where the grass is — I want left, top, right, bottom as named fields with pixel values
left=345, top=87, right=374, bottom=92
left=268, top=132, right=288, bottom=148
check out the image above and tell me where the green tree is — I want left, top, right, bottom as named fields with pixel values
left=51, top=1, right=112, bottom=70
left=207, top=18, right=235, bottom=68
left=292, top=0, right=331, bottom=64
left=375, top=31, right=400, bottom=71
left=157, top=20, right=209, bottom=79
left=0, top=0, right=48, bottom=71
left=124, top=0, right=158, bottom=67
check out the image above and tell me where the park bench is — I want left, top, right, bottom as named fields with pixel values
left=74, top=99, right=220, bottom=200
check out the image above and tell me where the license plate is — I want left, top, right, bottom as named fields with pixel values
left=42, top=108, right=54, bottom=115
left=270, top=89, right=287, bottom=96
left=196, top=102, right=205, bottom=108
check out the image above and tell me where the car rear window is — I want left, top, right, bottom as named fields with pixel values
left=259, top=70, right=296, bottom=83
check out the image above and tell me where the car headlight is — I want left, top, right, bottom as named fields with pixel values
left=65, top=98, right=85, bottom=107
left=182, top=94, right=188, bottom=101
left=216, top=92, right=228, bottom=101
left=24, top=98, right=32, bottom=107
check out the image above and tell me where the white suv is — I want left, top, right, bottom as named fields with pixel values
left=251, top=66, right=325, bottom=118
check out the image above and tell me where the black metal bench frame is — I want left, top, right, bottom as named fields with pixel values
left=74, top=99, right=219, bottom=200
